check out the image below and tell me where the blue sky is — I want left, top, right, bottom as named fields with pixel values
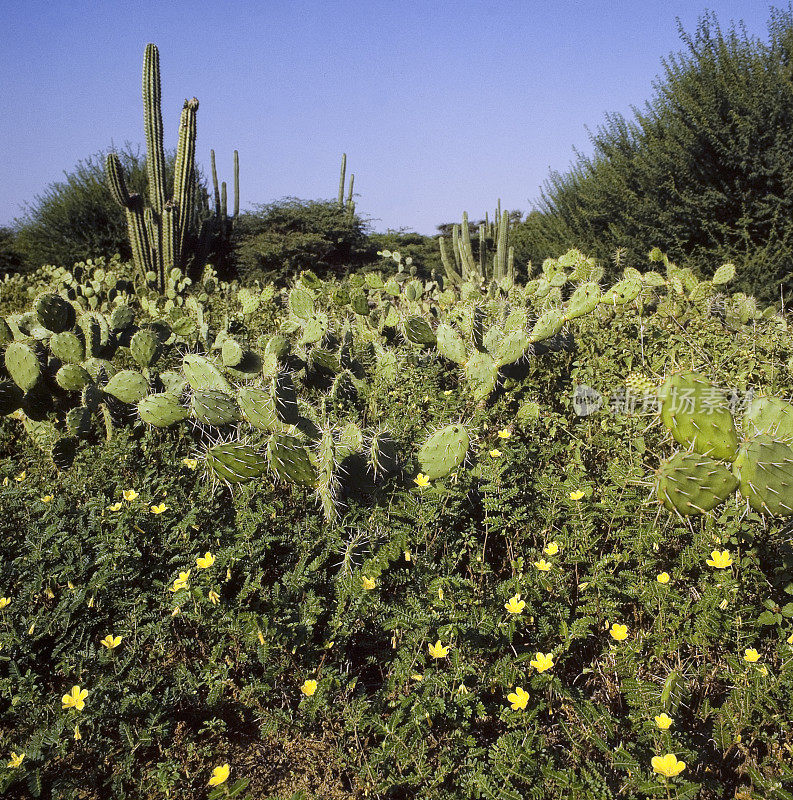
left=0, top=0, right=778, bottom=235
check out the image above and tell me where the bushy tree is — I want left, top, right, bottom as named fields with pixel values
left=233, top=198, right=376, bottom=281
left=0, top=227, right=24, bottom=276
left=515, top=7, right=793, bottom=302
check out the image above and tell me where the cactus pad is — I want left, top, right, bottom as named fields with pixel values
left=5, top=342, right=41, bottom=391
left=104, top=370, right=149, bottom=404
left=404, top=316, right=436, bottom=346
left=191, top=389, right=239, bottom=426
left=205, top=442, right=268, bottom=484
left=137, top=393, right=189, bottom=427
left=436, top=323, right=467, bottom=365
left=417, top=423, right=469, bottom=479
left=238, top=386, right=280, bottom=431
left=656, top=452, right=738, bottom=515
left=743, top=396, right=793, bottom=442
left=267, top=434, right=317, bottom=487
left=35, top=293, right=75, bottom=333
left=529, top=310, right=564, bottom=343
left=50, top=331, right=85, bottom=364
left=565, top=282, right=601, bottom=320
left=464, top=351, right=499, bottom=401
left=183, top=354, right=232, bottom=393
left=130, top=330, right=161, bottom=368
left=55, top=364, right=92, bottom=392
left=733, top=435, right=793, bottom=516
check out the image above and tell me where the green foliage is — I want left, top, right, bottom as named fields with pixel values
left=233, top=200, right=375, bottom=281
left=515, top=8, right=793, bottom=303
left=0, top=227, right=24, bottom=277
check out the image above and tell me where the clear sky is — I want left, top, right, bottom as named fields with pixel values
left=0, top=0, right=778, bottom=235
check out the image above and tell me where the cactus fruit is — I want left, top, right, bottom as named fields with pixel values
left=5, top=342, right=42, bottom=391
left=658, top=372, right=738, bottom=462
left=191, top=389, right=239, bottom=426
left=743, top=396, right=793, bottom=441
left=34, top=293, right=75, bottom=333
left=55, top=364, right=92, bottom=392
left=182, top=354, right=232, bottom=393
left=656, top=452, right=738, bottom=515
left=417, top=423, right=470, bottom=479
left=267, top=433, right=317, bottom=487
left=733, top=435, right=793, bottom=516
left=137, top=392, right=189, bottom=427
left=104, top=370, right=149, bottom=404
left=205, top=442, right=268, bottom=484
left=50, top=332, right=85, bottom=364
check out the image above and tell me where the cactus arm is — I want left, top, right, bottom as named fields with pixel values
left=233, top=149, right=240, bottom=219
left=338, top=153, right=346, bottom=206
left=210, top=149, right=221, bottom=215
left=142, top=44, right=167, bottom=215
left=346, top=173, right=354, bottom=208
left=105, top=153, right=131, bottom=208
left=439, top=236, right=461, bottom=286
left=125, top=195, right=153, bottom=281
left=172, top=98, right=199, bottom=270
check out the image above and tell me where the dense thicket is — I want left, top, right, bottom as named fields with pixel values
left=515, top=8, right=793, bottom=303
left=233, top=199, right=376, bottom=281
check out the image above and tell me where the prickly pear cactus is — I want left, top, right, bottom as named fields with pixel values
left=417, top=423, right=470, bottom=480
left=656, top=452, right=738, bottom=515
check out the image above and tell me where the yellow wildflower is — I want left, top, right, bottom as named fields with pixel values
left=150, top=503, right=167, bottom=514
left=788, top=631, right=793, bottom=645
left=504, top=594, right=526, bottom=615
left=413, top=473, right=430, bottom=488
left=411, top=674, right=424, bottom=681
left=73, top=724, right=81, bottom=740
left=489, top=449, right=502, bottom=458
left=208, top=763, right=230, bottom=787
left=404, top=550, right=411, bottom=562
left=533, top=559, right=552, bottom=572
left=62, top=685, right=88, bottom=711
left=719, top=598, right=729, bottom=610
left=0, top=597, right=10, bottom=610
left=428, top=640, right=450, bottom=659
left=507, top=686, right=529, bottom=710
left=7, top=752, right=24, bottom=768
left=87, top=596, right=94, bottom=608
left=655, top=713, right=673, bottom=730
left=1, top=477, right=7, bottom=486
left=530, top=652, right=554, bottom=673
left=28, top=622, right=35, bottom=634
left=41, top=495, right=53, bottom=503
left=497, top=428, right=511, bottom=439
left=170, top=571, right=190, bottom=593
left=610, top=623, right=629, bottom=641
left=257, top=630, right=265, bottom=645
left=543, top=542, right=559, bottom=556
left=743, top=648, right=760, bottom=663
left=107, top=502, right=123, bottom=512
left=362, top=576, right=376, bottom=591
left=14, top=472, right=25, bottom=483
left=438, top=587, right=444, bottom=600
left=568, top=489, right=585, bottom=500
left=651, top=753, right=686, bottom=778
left=100, top=634, right=122, bottom=650
left=656, top=572, right=670, bottom=584
left=759, top=665, right=769, bottom=676
left=171, top=606, right=181, bottom=617
left=196, top=552, right=215, bottom=569
left=182, top=457, right=198, bottom=470
left=300, top=679, right=317, bottom=697
left=706, top=550, right=733, bottom=569
left=122, top=489, right=138, bottom=502
left=208, top=590, right=220, bottom=605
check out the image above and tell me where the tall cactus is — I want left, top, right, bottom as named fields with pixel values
left=105, top=44, right=239, bottom=290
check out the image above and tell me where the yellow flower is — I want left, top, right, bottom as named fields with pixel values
left=438, top=587, right=444, bottom=600
left=568, top=489, right=585, bottom=500
left=719, top=598, right=729, bottom=610
left=62, top=685, right=88, bottom=711
left=533, top=559, right=552, bottom=572
left=507, top=686, right=529, bottom=710
left=362, top=576, right=376, bottom=591
left=41, top=495, right=53, bottom=503
left=413, top=473, right=431, bottom=488
left=257, top=630, right=265, bottom=645
left=706, top=550, right=733, bottom=569
left=497, top=428, right=511, bottom=439
left=759, top=665, right=769, bottom=676
left=196, top=552, right=215, bottom=569
left=489, top=449, right=502, bottom=458
left=14, top=471, right=26, bottom=483
left=656, top=572, right=670, bottom=584
left=0, top=597, right=10, bottom=610
left=150, top=503, right=167, bottom=514
left=170, top=571, right=190, bottom=593
left=87, top=596, right=94, bottom=608
left=543, top=542, right=559, bottom=556
left=651, top=753, right=686, bottom=778
left=107, top=502, right=123, bottom=512
left=171, top=606, right=181, bottom=617
left=788, top=631, right=793, bottom=645
left=28, top=622, right=35, bottom=634
left=610, top=623, right=629, bottom=641
left=208, top=763, right=230, bottom=787
left=7, top=752, right=24, bottom=768
left=504, top=594, right=526, bottom=615
left=743, top=648, right=760, bottom=663
left=100, top=634, right=122, bottom=650
left=1, top=477, right=7, bottom=486
left=73, top=724, right=81, bottom=740
left=654, top=713, right=673, bottom=730
left=404, top=550, right=411, bottom=562
left=182, top=457, right=198, bottom=470
left=208, top=590, right=220, bottom=605
left=530, top=652, right=554, bottom=673
left=300, top=679, right=317, bottom=696
left=122, top=489, right=138, bottom=502
left=428, top=640, right=450, bottom=659
left=411, top=674, right=424, bottom=682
